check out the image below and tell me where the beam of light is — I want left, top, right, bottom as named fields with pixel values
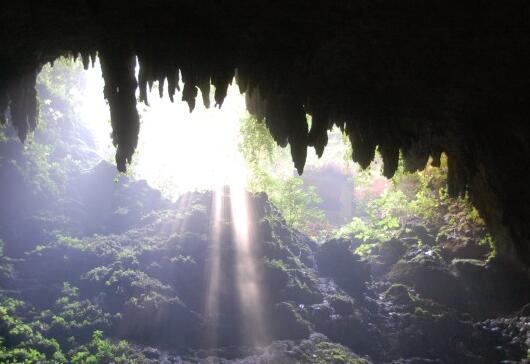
left=74, top=59, right=273, bottom=348
left=229, top=160, right=269, bottom=347
left=202, top=134, right=270, bottom=349
left=203, top=183, right=223, bottom=349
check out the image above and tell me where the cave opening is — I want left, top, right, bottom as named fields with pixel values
left=1, top=1, right=530, bottom=362
left=0, top=56, right=528, bottom=363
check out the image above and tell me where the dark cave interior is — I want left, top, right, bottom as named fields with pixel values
left=1, top=2, right=530, bottom=363
left=1, top=1, right=529, bottom=264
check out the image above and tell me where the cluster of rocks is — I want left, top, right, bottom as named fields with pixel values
left=0, top=158, right=529, bottom=362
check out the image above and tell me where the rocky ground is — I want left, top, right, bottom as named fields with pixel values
left=0, top=161, right=529, bottom=363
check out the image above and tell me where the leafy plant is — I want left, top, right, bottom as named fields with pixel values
left=239, top=116, right=329, bottom=238
left=338, top=153, right=494, bottom=256
left=70, top=330, right=149, bottom=364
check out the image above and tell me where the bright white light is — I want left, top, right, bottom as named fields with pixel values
left=135, top=82, right=248, bottom=198
left=80, top=59, right=114, bottom=162
left=78, top=59, right=353, bottom=203
left=81, top=61, right=248, bottom=199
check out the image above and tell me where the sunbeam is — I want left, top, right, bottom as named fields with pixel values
left=229, top=169, right=269, bottom=347
left=203, top=185, right=223, bottom=348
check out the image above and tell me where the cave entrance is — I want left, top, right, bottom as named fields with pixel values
left=0, top=53, right=529, bottom=364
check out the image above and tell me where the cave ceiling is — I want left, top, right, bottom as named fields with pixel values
left=0, top=0, right=530, bottom=264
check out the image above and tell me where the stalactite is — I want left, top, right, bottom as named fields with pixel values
left=285, top=102, right=308, bottom=175
left=347, top=124, right=376, bottom=169
left=198, top=78, right=211, bottom=109
left=430, top=148, right=442, bottom=167
left=379, top=143, right=400, bottom=178
left=99, top=48, right=140, bottom=172
left=182, top=82, right=198, bottom=112
left=137, top=56, right=150, bottom=105
left=235, top=68, right=248, bottom=95
left=167, top=70, right=179, bottom=102
left=8, top=71, right=38, bottom=142
left=245, top=87, right=267, bottom=122
left=307, top=109, right=330, bottom=158
left=90, top=51, right=97, bottom=67
left=212, top=67, right=234, bottom=107
left=402, top=143, right=430, bottom=173
left=0, top=89, right=8, bottom=125
left=265, top=95, right=289, bottom=148
left=81, top=52, right=91, bottom=70
left=157, top=76, right=165, bottom=98
left=181, top=68, right=199, bottom=112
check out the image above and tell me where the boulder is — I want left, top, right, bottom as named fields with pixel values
left=316, top=238, right=370, bottom=296
left=270, top=302, right=311, bottom=340
left=384, top=284, right=416, bottom=306
left=387, top=256, right=465, bottom=308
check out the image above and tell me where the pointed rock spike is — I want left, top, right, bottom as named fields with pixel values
left=198, top=78, right=211, bottom=108
left=379, top=143, right=400, bottom=178
left=158, top=76, right=165, bottom=98
left=81, top=52, right=90, bottom=70
left=99, top=47, right=140, bottom=173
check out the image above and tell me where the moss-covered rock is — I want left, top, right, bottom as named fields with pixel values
left=270, top=302, right=311, bottom=340
left=383, top=284, right=415, bottom=306
left=329, top=295, right=355, bottom=316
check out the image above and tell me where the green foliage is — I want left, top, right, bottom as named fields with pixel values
left=0, top=57, right=102, bottom=206
left=44, top=284, right=114, bottom=347
left=38, top=58, right=85, bottom=100
left=9, top=136, right=61, bottom=198
left=104, top=269, right=171, bottom=297
left=312, top=341, right=370, bottom=364
left=70, top=330, right=149, bottom=364
left=338, top=189, right=407, bottom=247
left=268, top=258, right=289, bottom=273
left=56, top=234, right=89, bottom=251
left=0, top=299, right=66, bottom=363
left=239, top=116, right=278, bottom=167
left=339, top=154, right=494, bottom=256
left=0, top=125, right=8, bottom=143
left=265, top=177, right=326, bottom=236
left=0, top=296, right=146, bottom=364
left=239, top=116, right=329, bottom=238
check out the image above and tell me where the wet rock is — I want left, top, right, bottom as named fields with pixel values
left=270, top=302, right=311, bottom=340
left=453, top=255, right=530, bottom=317
left=76, top=161, right=168, bottom=235
left=328, top=294, right=355, bottom=316
left=142, top=347, right=161, bottom=359
left=316, top=238, right=370, bottom=296
left=409, top=225, right=436, bottom=246
left=438, top=235, right=491, bottom=261
left=371, top=238, right=407, bottom=276
left=519, top=303, right=530, bottom=317
left=384, top=284, right=415, bottom=306
left=387, top=255, right=465, bottom=308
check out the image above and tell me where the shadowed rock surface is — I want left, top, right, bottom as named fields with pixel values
left=0, top=167, right=528, bottom=362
